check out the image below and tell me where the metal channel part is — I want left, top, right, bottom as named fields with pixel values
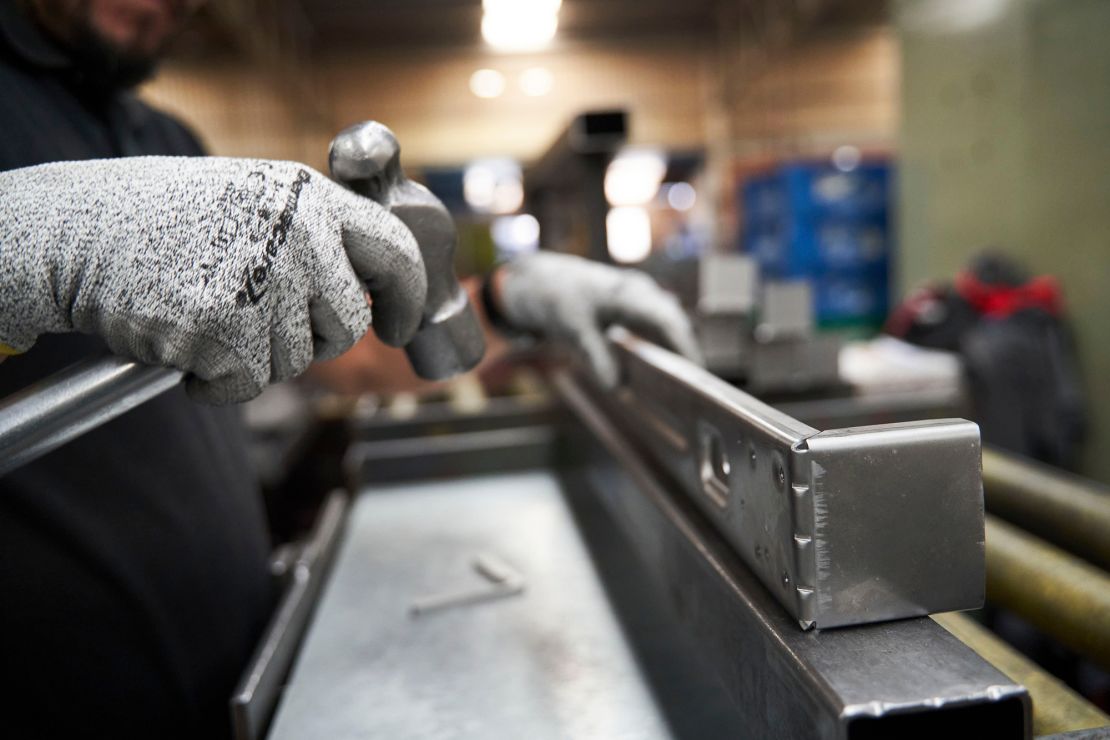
left=351, top=396, right=558, bottom=443
left=231, top=491, right=349, bottom=740
left=344, top=426, right=557, bottom=488
left=555, top=372, right=1030, bottom=739
left=604, top=330, right=984, bottom=629
left=0, top=356, right=181, bottom=477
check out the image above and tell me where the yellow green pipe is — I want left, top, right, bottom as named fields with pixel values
left=934, top=611, right=1109, bottom=736
left=985, top=515, right=1110, bottom=671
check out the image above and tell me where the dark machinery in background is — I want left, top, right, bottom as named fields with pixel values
left=524, top=110, right=628, bottom=263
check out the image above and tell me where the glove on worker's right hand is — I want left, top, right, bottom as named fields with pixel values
left=497, top=252, right=703, bottom=388
left=0, top=157, right=427, bottom=403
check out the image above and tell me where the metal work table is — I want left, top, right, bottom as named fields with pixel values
left=254, top=340, right=1033, bottom=738
left=266, top=471, right=670, bottom=739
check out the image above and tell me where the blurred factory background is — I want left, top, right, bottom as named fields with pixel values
left=141, top=0, right=1109, bottom=486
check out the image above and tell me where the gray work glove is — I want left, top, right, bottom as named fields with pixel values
left=498, top=252, right=702, bottom=387
left=0, top=157, right=427, bottom=403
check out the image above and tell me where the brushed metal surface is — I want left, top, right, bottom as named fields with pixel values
left=605, top=329, right=984, bottom=628
left=266, top=471, right=669, bottom=740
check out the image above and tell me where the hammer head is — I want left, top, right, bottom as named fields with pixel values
left=329, top=121, right=486, bottom=380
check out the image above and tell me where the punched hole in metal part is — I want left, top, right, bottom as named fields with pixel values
left=698, top=423, right=731, bottom=509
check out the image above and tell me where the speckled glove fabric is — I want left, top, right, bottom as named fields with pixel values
left=0, top=157, right=427, bottom=403
left=498, top=252, right=702, bottom=387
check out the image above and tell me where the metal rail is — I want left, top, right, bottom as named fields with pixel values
left=603, top=328, right=984, bottom=629
left=232, top=490, right=350, bottom=740
left=983, top=447, right=1110, bottom=571
left=0, top=356, right=180, bottom=477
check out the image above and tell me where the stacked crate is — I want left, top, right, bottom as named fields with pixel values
left=740, top=161, right=892, bottom=329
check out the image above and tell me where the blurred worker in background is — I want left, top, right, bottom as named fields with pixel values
left=0, top=0, right=700, bottom=737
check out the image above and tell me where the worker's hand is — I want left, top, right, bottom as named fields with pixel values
left=495, top=252, right=702, bottom=387
left=0, top=157, right=427, bottom=403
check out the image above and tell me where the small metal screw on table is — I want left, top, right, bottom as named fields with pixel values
left=409, top=553, right=526, bottom=617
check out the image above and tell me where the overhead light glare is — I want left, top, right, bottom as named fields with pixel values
left=605, top=148, right=667, bottom=207
left=482, top=11, right=558, bottom=51
left=519, top=67, right=554, bottom=97
left=464, top=158, right=524, bottom=214
left=483, top=0, right=562, bottom=13
left=832, top=145, right=861, bottom=172
left=469, top=68, right=506, bottom=99
left=482, top=0, right=561, bottom=51
left=491, top=214, right=541, bottom=256
left=665, top=182, right=697, bottom=211
left=607, top=207, right=653, bottom=264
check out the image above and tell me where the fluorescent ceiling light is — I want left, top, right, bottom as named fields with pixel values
left=665, top=182, right=697, bottom=212
left=607, top=207, right=653, bottom=264
left=604, top=149, right=667, bottom=207
left=469, top=68, right=506, bottom=99
left=832, top=145, right=861, bottom=173
left=519, top=67, right=554, bottom=97
left=482, top=0, right=561, bottom=51
left=491, top=214, right=541, bottom=255
left=464, top=158, right=524, bottom=214
left=483, top=0, right=562, bottom=14
left=482, top=11, right=558, bottom=51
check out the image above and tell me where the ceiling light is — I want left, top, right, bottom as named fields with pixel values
left=491, top=214, right=541, bottom=256
left=665, top=182, right=697, bottom=211
left=519, top=67, right=554, bottom=97
left=482, top=11, right=558, bottom=51
left=832, top=145, right=861, bottom=172
left=604, top=149, right=667, bottom=207
left=483, top=0, right=562, bottom=13
left=464, top=158, right=524, bottom=214
left=469, top=68, right=506, bottom=99
left=607, top=207, right=653, bottom=264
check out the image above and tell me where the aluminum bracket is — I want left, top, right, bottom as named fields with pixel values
left=605, top=329, right=985, bottom=629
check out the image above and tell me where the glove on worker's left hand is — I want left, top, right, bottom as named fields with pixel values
left=497, top=252, right=703, bottom=387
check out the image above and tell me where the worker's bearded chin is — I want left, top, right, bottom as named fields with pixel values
left=28, top=0, right=171, bottom=91
left=69, top=19, right=162, bottom=91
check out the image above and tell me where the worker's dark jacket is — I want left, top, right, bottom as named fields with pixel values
left=0, top=5, right=273, bottom=738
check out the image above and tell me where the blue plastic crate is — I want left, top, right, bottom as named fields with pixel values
left=740, top=173, right=786, bottom=226
left=739, top=159, right=894, bottom=328
left=813, top=270, right=890, bottom=325
left=742, top=215, right=891, bottom=278
left=741, top=222, right=792, bottom=277
left=795, top=214, right=891, bottom=273
left=780, top=163, right=890, bottom=219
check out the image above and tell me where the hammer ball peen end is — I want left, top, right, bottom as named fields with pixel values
left=329, top=121, right=486, bottom=380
